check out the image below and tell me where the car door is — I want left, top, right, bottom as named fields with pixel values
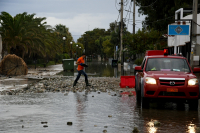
left=135, top=57, right=146, bottom=91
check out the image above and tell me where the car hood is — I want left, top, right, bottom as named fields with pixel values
left=145, top=71, right=196, bottom=80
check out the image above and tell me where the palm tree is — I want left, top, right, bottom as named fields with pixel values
left=0, top=11, right=73, bottom=62
left=0, top=12, right=44, bottom=58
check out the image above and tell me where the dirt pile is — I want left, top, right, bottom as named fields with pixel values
left=0, top=54, right=28, bottom=76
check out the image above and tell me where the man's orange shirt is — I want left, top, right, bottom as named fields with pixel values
left=77, top=57, right=84, bottom=71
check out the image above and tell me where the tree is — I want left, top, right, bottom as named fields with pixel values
left=77, top=22, right=128, bottom=60
left=136, top=0, right=193, bottom=33
left=126, top=28, right=167, bottom=56
left=102, top=36, right=114, bottom=58
left=0, top=11, right=68, bottom=62
left=77, top=28, right=109, bottom=56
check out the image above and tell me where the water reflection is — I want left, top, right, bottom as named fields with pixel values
left=0, top=92, right=200, bottom=133
left=75, top=93, right=88, bottom=130
left=139, top=105, right=199, bottom=133
left=188, top=124, right=195, bottom=133
left=147, top=121, right=157, bottom=133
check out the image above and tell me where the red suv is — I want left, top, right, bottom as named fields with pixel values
left=135, top=50, right=200, bottom=109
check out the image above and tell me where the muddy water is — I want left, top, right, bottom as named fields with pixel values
left=58, top=61, right=133, bottom=77
left=0, top=78, right=40, bottom=91
left=0, top=91, right=199, bottom=133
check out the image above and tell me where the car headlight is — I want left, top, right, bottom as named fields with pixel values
left=145, top=77, right=156, bottom=84
left=188, top=79, right=199, bottom=86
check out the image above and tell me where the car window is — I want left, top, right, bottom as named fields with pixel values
left=145, top=58, right=190, bottom=72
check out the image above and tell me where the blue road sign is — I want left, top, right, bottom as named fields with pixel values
left=168, top=25, right=190, bottom=35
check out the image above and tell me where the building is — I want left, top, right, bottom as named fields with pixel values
left=168, top=8, right=200, bottom=65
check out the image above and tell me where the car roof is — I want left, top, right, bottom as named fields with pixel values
left=146, top=55, right=186, bottom=59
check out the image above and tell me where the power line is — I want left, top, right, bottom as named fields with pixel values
left=135, top=25, right=141, bottom=29
left=122, top=0, right=133, bottom=32
left=123, top=0, right=130, bottom=9
left=192, top=20, right=200, bottom=27
left=124, top=18, right=143, bottom=21
left=139, top=0, right=158, bottom=8
left=115, top=0, right=121, bottom=6
left=116, top=11, right=121, bottom=22
left=123, top=0, right=129, bottom=6
left=115, top=0, right=120, bottom=11
left=124, top=0, right=132, bottom=18
left=115, top=0, right=122, bottom=23
left=147, top=15, right=175, bottom=24
left=125, top=1, right=133, bottom=30
left=126, top=15, right=175, bottom=24
left=124, top=0, right=132, bottom=24
left=127, top=22, right=140, bottom=29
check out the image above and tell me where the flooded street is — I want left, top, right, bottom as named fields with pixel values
left=0, top=62, right=200, bottom=133
left=0, top=91, right=199, bottom=133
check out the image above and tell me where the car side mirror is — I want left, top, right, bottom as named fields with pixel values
left=193, top=67, right=200, bottom=73
left=135, top=66, right=143, bottom=72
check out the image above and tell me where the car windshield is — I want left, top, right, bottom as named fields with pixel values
left=145, top=58, right=190, bottom=72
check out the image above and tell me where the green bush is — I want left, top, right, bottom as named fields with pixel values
left=37, top=59, right=44, bottom=64
left=63, top=53, right=70, bottom=59
left=47, top=61, right=56, bottom=65
left=134, top=58, right=143, bottom=65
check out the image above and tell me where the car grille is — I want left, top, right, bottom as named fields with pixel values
left=159, top=78, right=185, bottom=86
left=158, top=91, right=186, bottom=96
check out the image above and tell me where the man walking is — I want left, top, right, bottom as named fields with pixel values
left=73, top=53, right=91, bottom=87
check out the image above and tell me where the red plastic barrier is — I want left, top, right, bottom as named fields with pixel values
left=119, top=76, right=135, bottom=88
left=121, top=91, right=136, bottom=96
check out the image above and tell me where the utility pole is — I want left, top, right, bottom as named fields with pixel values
left=120, top=0, right=123, bottom=65
left=0, top=34, right=2, bottom=62
left=114, top=20, right=117, bottom=60
left=132, top=0, right=136, bottom=34
left=191, top=0, right=198, bottom=67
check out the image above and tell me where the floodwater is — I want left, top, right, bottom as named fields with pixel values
left=1, top=61, right=200, bottom=133
left=0, top=64, right=64, bottom=91
left=58, top=61, right=134, bottom=77
left=0, top=91, right=199, bottom=133
left=0, top=78, right=40, bottom=91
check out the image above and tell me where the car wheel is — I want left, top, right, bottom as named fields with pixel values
left=135, top=78, right=141, bottom=102
left=189, top=99, right=199, bottom=110
left=141, top=97, right=149, bottom=108
left=136, top=88, right=141, bottom=102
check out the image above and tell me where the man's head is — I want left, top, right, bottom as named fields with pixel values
left=82, top=53, right=86, bottom=59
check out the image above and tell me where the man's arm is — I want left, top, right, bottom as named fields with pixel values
left=76, top=58, right=83, bottom=65
left=76, top=60, right=80, bottom=65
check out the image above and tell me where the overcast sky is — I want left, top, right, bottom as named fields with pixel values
left=0, top=0, right=145, bottom=42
